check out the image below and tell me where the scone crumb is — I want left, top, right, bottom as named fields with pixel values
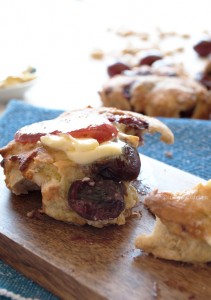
left=180, top=33, right=190, bottom=39
left=165, top=151, right=173, bottom=158
left=38, top=208, right=44, bottom=214
left=27, top=208, right=44, bottom=218
left=131, top=210, right=142, bottom=218
left=90, top=49, right=104, bottom=60
left=152, top=282, right=161, bottom=299
left=116, top=29, right=135, bottom=37
left=27, top=209, right=36, bottom=218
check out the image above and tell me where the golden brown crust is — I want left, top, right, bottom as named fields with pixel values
left=144, top=181, right=211, bottom=244
left=0, top=107, right=173, bottom=227
left=100, top=74, right=211, bottom=119
left=135, top=180, right=211, bottom=263
left=135, top=218, right=211, bottom=263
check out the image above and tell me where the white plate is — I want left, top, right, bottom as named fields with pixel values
left=0, top=79, right=36, bottom=102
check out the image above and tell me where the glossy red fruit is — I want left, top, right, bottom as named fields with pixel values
left=108, top=114, right=149, bottom=130
left=15, top=121, right=118, bottom=144
left=108, top=114, right=149, bottom=142
left=193, top=40, right=211, bottom=57
left=93, top=144, right=141, bottom=181
left=70, top=123, right=118, bottom=144
left=68, top=178, right=125, bottom=220
left=139, top=50, right=162, bottom=66
left=107, top=62, right=131, bottom=77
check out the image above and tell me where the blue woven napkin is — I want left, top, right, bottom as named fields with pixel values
left=0, top=99, right=210, bottom=299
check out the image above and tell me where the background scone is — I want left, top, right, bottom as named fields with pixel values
left=135, top=180, right=211, bottom=263
left=95, top=28, right=211, bottom=119
left=100, top=72, right=211, bottom=119
left=0, top=107, right=173, bottom=228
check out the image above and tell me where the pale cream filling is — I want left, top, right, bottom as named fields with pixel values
left=40, top=134, right=123, bottom=164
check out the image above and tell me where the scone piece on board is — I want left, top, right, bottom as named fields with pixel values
left=0, top=107, right=173, bottom=228
left=135, top=180, right=211, bottom=263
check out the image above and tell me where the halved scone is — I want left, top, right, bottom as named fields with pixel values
left=0, top=106, right=173, bottom=227
left=135, top=180, right=211, bottom=263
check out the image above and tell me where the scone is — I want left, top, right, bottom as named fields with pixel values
left=0, top=106, right=173, bottom=228
left=135, top=180, right=211, bottom=263
left=100, top=72, right=211, bottom=119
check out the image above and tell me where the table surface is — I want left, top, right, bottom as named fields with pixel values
left=0, top=0, right=210, bottom=114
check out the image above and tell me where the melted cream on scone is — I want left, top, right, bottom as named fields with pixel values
left=40, top=134, right=123, bottom=164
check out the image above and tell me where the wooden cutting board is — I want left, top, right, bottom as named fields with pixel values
left=0, top=155, right=209, bottom=300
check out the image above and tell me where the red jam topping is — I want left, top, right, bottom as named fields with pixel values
left=70, top=124, right=118, bottom=144
left=15, top=111, right=118, bottom=144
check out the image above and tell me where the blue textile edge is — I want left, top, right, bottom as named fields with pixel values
left=0, top=99, right=210, bottom=180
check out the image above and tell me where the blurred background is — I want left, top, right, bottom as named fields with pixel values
left=0, top=0, right=210, bottom=113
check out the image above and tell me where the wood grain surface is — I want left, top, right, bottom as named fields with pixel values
left=0, top=155, right=209, bottom=300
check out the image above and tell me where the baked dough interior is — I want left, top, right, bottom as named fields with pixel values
left=135, top=180, right=211, bottom=263
left=0, top=106, right=174, bottom=227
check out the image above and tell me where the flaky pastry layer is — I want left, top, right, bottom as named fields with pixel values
left=135, top=180, right=211, bottom=263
